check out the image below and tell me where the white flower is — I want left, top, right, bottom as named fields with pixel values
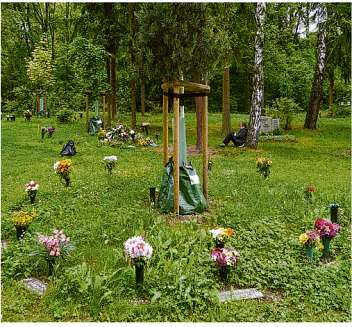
left=209, top=229, right=222, bottom=238
left=103, top=155, right=117, bottom=162
left=53, top=161, right=60, bottom=171
left=124, top=236, right=153, bottom=260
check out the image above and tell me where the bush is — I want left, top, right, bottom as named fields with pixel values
left=56, top=107, right=76, bottom=123
left=266, top=97, right=303, bottom=130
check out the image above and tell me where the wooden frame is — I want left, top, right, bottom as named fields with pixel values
left=161, top=80, right=210, bottom=215
left=84, top=90, right=92, bottom=133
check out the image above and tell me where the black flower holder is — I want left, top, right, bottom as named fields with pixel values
left=329, top=203, right=340, bottom=223
left=134, top=260, right=145, bottom=287
left=15, top=225, right=28, bottom=240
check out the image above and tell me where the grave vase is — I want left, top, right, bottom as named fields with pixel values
left=215, top=241, right=225, bottom=249
left=47, top=257, right=55, bottom=276
left=330, top=207, right=338, bottom=223
left=322, top=237, right=331, bottom=258
left=135, top=263, right=144, bottom=286
left=305, top=245, right=314, bottom=262
left=64, top=176, right=70, bottom=187
left=29, top=192, right=37, bottom=204
left=219, top=266, right=228, bottom=281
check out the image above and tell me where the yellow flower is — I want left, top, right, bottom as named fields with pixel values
left=12, top=210, right=37, bottom=227
left=315, top=240, right=323, bottom=251
left=299, top=233, right=309, bottom=244
left=223, top=228, right=234, bottom=237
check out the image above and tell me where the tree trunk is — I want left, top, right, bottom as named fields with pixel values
left=110, top=54, right=117, bottom=119
left=328, top=68, right=335, bottom=117
left=192, top=72, right=203, bottom=152
left=131, top=80, right=137, bottom=129
left=247, top=2, right=266, bottom=148
left=141, top=79, right=145, bottom=116
left=222, top=56, right=231, bottom=135
left=304, top=6, right=327, bottom=129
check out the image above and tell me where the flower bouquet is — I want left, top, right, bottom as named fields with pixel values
left=209, top=227, right=234, bottom=248
left=25, top=180, right=39, bottom=204
left=38, top=229, right=73, bottom=275
left=304, top=185, right=316, bottom=202
left=54, top=159, right=72, bottom=186
left=12, top=210, right=37, bottom=240
left=97, top=128, right=106, bottom=141
left=328, top=203, right=340, bottom=223
left=211, top=247, right=240, bottom=281
left=124, top=236, right=153, bottom=287
left=103, top=155, right=118, bottom=175
left=314, top=218, right=340, bottom=259
left=298, top=231, right=321, bottom=261
left=256, top=157, right=272, bottom=178
left=46, top=127, right=55, bottom=137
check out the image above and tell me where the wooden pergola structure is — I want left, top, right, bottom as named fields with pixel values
left=161, top=80, right=210, bottom=215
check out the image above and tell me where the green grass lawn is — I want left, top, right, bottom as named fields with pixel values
left=1, top=112, right=351, bottom=322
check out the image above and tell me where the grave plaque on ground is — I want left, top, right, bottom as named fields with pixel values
left=260, top=116, right=272, bottom=133
left=1, top=240, right=9, bottom=250
left=22, top=277, right=47, bottom=295
left=219, top=288, right=264, bottom=303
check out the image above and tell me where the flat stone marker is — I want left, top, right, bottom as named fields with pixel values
left=1, top=240, right=9, bottom=250
left=219, top=288, right=264, bottom=303
left=22, top=277, right=47, bottom=295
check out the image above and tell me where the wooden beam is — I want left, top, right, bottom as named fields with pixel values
left=162, top=80, right=210, bottom=93
left=202, top=94, right=209, bottom=202
left=173, top=85, right=180, bottom=215
left=162, top=94, right=169, bottom=166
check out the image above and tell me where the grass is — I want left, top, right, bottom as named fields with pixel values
left=1, top=112, right=351, bottom=322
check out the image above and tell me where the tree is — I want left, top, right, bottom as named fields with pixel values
left=246, top=2, right=266, bottom=148
left=304, top=5, right=327, bottom=129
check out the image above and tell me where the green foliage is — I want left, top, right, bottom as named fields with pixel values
left=27, top=36, right=54, bottom=91
left=56, top=107, right=77, bottom=123
left=266, top=97, right=303, bottom=130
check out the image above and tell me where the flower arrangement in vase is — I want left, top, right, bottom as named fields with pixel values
left=211, top=247, right=240, bottom=281
left=124, top=236, right=153, bottom=287
left=256, top=157, right=272, bottom=178
left=25, top=180, right=39, bottom=204
left=298, top=231, right=321, bottom=262
left=12, top=210, right=37, bottom=240
left=314, top=218, right=340, bottom=259
left=38, top=229, right=72, bottom=275
left=209, top=227, right=234, bottom=248
left=53, top=159, right=72, bottom=186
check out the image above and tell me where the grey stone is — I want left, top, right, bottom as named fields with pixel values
left=22, top=277, right=47, bottom=295
left=1, top=240, right=9, bottom=250
left=219, top=288, right=264, bottom=303
left=260, top=116, right=273, bottom=133
left=271, top=118, right=280, bottom=130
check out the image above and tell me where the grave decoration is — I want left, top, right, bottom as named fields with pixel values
left=12, top=210, right=37, bottom=240
left=41, top=126, right=55, bottom=139
left=329, top=203, right=340, bottom=223
left=100, top=123, right=156, bottom=148
left=24, top=110, right=32, bottom=121
left=209, top=227, right=234, bottom=248
left=124, top=236, right=153, bottom=287
left=25, top=180, right=39, bottom=204
left=53, top=159, right=72, bottom=187
left=298, top=230, right=321, bottom=262
left=314, top=218, right=340, bottom=259
left=256, top=157, right=272, bottom=178
left=38, top=229, right=72, bottom=276
left=211, top=247, right=240, bottom=281
left=304, top=185, right=316, bottom=202
left=103, top=155, right=117, bottom=175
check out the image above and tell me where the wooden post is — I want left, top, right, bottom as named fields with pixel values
left=36, top=94, right=40, bottom=114
left=101, top=92, right=106, bottom=128
left=173, top=85, right=180, bottom=215
left=202, top=94, right=209, bottom=201
left=44, top=92, right=47, bottom=116
left=162, top=94, right=169, bottom=166
left=85, top=90, right=91, bottom=133
left=107, top=93, right=111, bottom=128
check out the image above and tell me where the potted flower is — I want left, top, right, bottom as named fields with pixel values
left=304, top=185, right=316, bottom=202
left=256, top=157, right=272, bottom=178
left=298, top=230, right=321, bottom=262
left=124, top=236, right=153, bottom=287
left=211, top=247, right=240, bottom=281
left=53, top=159, right=72, bottom=187
left=209, top=227, right=234, bottom=248
left=38, top=229, right=72, bottom=276
left=314, top=218, right=341, bottom=259
left=11, top=210, right=37, bottom=240
left=47, top=127, right=55, bottom=137
left=24, top=110, right=32, bottom=121
left=103, top=155, right=118, bottom=175
left=25, top=180, right=39, bottom=204
left=329, top=203, right=340, bottom=223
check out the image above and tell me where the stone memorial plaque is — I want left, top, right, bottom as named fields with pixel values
left=22, top=277, right=47, bottom=295
left=1, top=240, right=9, bottom=250
left=260, top=116, right=272, bottom=133
left=271, top=118, right=280, bottom=130
left=219, top=288, right=264, bottom=303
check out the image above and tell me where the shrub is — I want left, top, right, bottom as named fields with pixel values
left=56, top=107, right=76, bottom=123
left=266, top=97, right=303, bottom=130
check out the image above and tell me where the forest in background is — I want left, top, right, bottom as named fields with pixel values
left=1, top=3, right=351, bottom=132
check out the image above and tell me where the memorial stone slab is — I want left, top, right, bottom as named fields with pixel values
left=219, top=288, right=264, bottom=303
left=271, top=118, right=280, bottom=130
left=260, top=116, right=272, bottom=133
left=1, top=240, right=9, bottom=250
left=22, top=277, right=47, bottom=295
